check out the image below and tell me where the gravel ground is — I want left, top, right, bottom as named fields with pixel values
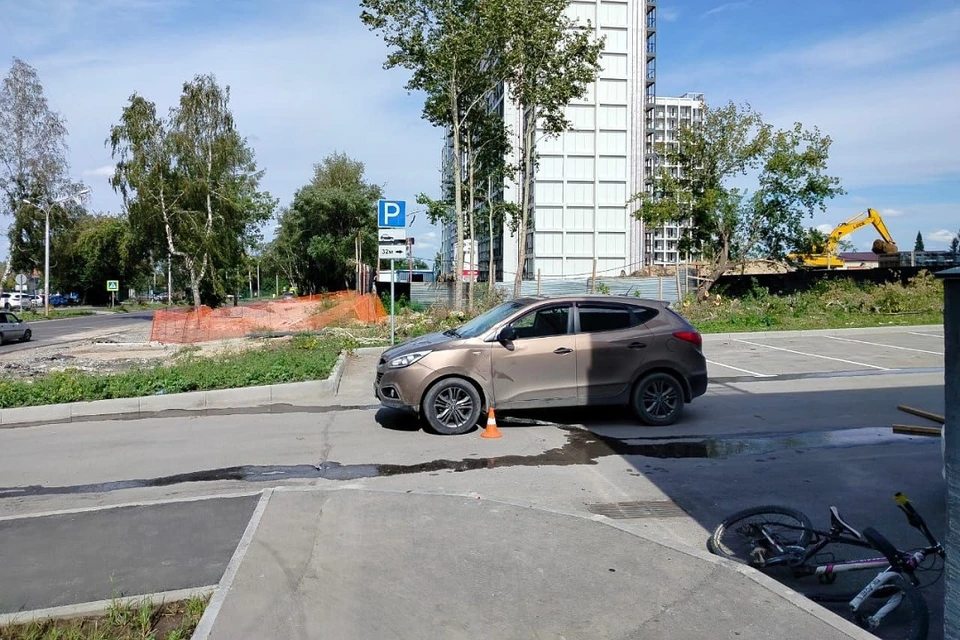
left=0, top=325, right=290, bottom=381
left=0, top=325, right=175, bottom=380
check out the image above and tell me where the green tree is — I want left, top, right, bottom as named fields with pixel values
left=108, top=74, right=274, bottom=309
left=0, top=58, right=71, bottom=289
left=914, top=231, right=925, bottom=252
left=361, top=0, right=508, bottom=310
left=73, top=214, right=148, bottom=303
left=270, top=153, right=383, bottom=293
left=472, top=110, right=517, bottom=295
left=632, top=102, right=843, bottom=299
left=498, top=0, right=604, bottom=296
left=951, top=231, right=959, bottom=256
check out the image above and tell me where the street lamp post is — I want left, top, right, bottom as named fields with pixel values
left=22, top=188, right=90, bottom=317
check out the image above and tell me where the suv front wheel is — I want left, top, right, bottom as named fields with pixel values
left=632, top=372, right=685, bottom=426
left=422, top=378, right=483, bottom=435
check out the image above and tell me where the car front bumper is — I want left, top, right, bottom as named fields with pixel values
left=375, top=363, right=428, bottom=413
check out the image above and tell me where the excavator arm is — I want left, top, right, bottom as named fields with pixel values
left=793, top=208, right=899, bottom=268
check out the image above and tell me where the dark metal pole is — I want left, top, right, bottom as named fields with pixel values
left=938, top=267, right=960, bottom=640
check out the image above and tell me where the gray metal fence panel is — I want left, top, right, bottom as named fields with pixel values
left=411, top=275, right=687, bottom=309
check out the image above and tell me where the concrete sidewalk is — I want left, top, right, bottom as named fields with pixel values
left=195, top=488, right=875, bottom=640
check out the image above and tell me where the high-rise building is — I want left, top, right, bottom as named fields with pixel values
left=644, top=92, right=705, bottom=266
left=440, top=0, right=658, bottom=282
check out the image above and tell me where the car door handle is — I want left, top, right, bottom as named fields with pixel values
left=628, top=342, right=647, bottom=349
left=553, top=347, right=573, bottom=355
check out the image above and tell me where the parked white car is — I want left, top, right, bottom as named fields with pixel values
left=0, top=311, right=32, bottom=343
left=1, top=292, right=30, bottom=310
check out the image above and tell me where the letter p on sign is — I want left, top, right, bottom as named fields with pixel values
left=378, top=200, right=406, bottom=228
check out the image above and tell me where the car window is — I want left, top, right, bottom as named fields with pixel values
left=455, top=300, right=525, bottom=338
left=578, top=304, right=634, bottom=333
left=6, top=313, right=18, bottom=323
left=577, top=304, right=660, bottom=333
left=510, top=305, right=570, bottom=339
left=632, top=305, right=660, bottom=325
left=0, top=313, right=7, bottom=323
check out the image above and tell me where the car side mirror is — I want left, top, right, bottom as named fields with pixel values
left=498, top=326, right=517, bottom=343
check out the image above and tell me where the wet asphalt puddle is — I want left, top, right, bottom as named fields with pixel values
left=0, top=426, right=933, bottom=500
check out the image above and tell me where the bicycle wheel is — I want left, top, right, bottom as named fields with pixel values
left=708, top=505, right=813, bottom=567
left=811, top=573, right=928, bottom=640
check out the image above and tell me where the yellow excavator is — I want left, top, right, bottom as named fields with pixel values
left=792, top=208, right=899, bottom=269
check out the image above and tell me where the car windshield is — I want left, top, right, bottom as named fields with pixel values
left=451, top=301, right=525, bottom=339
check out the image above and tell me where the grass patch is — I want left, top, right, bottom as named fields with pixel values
left=0, top=595, right=208, bottom=640
left=11, top=309, right=95, bottom=320
left=680, top=271, right=944, bottom=334
left=0, top=334, right=343, bottom=409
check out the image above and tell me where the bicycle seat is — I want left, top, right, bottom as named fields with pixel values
left=829, top=506, right=863, bottom=540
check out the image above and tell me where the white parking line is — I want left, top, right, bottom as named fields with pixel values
left=908, top=331, right=943, bottom=339
left=732, top=339, right=890, bottom=371
left=705, top=359, right=775, bottom=378
left=825, top=335, right=943, bottom=356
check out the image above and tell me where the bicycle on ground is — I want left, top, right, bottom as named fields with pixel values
left=708, top=492, right=945, bottom=640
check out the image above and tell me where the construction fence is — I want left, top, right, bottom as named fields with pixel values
left=150, top=291, right=387, bottom=344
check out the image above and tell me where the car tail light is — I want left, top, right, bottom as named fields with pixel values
left=673, top=330, right=702, bottom=348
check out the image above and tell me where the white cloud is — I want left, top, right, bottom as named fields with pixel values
left=752, top=6, right=960, bottom=74
left=660, top=6, right=960, bottom=192
left=659, top=8, right=680, bottom=22
left=815, top=224, right=833, bottom=234
left=82, top=165, right=115, bottom=178
left=417, top=230, right=440, bottom=250
left=879, top=208, right=904, bottom=218
left=1, top=2, right=441, bottom=231
left=701, top=2, right=752, bottom=19
left=926, top=229, right=957, bottom=245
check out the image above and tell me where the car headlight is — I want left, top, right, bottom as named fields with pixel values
left=388, top=350, right=431, bottom=369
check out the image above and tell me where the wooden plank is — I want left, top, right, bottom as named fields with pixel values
left=893, top=424, right=943, bottom=437
left=897, top=405, right=946, bottom=425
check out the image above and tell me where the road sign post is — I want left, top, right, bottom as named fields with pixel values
left=378, top=200, right=406, bottom=345
left=107, top=280, right=119, bottom=309
left=390, top=259, right=395, bottom=344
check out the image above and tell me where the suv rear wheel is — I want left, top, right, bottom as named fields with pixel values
left=422, top=378, right=483, bottom=435
left=631, top=372, right=684, bottom=426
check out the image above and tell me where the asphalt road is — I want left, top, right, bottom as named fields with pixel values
left=0, top=326, right=946, bottom=636
left=0, top=495, right=257, bottom=614
left=0, top=310, right=154, bottom=354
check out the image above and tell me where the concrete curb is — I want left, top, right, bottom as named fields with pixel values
left=0, top=352, right=348, bottom=428
left=0, top=585, right=216, bottom=628
left=702, top=323, right=942, bottom=340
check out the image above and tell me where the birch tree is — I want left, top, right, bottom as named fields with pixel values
left=109, top=74, right=273, bottom=309
left=498, top=0, right=604, bottom=296
left=361, top=0, right=506, bottom=310
left=0, top=58, right=70, bottom=289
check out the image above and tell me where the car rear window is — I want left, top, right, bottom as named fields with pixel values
left=578, top=303, right=659, bottom=333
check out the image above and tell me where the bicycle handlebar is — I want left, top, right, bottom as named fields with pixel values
left=894, top=492, right=943, bottom=553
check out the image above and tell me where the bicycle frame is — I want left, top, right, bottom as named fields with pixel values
left=742, top=492, right=946, bottom=632
left=749, top=521, right=875, bottom=577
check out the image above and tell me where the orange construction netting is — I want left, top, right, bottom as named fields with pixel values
left=150, top=291, right=387, bottom=344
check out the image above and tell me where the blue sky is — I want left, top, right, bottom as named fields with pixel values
left=0, top=0, right=958, bottom=263
left=658, top=0, right=960, bottom=249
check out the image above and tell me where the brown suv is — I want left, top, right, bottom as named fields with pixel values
left=375, top=295, right=707, bottom=434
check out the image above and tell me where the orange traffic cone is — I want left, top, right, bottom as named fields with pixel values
left=481, top=407, right=502, bottom=439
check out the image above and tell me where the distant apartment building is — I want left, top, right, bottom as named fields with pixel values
left=440, top=0, right=659, bottom=282
left=644, top=92, right=705, bottom=266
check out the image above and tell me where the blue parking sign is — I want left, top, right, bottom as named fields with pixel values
left=378, top=200, right=406, bottom=228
